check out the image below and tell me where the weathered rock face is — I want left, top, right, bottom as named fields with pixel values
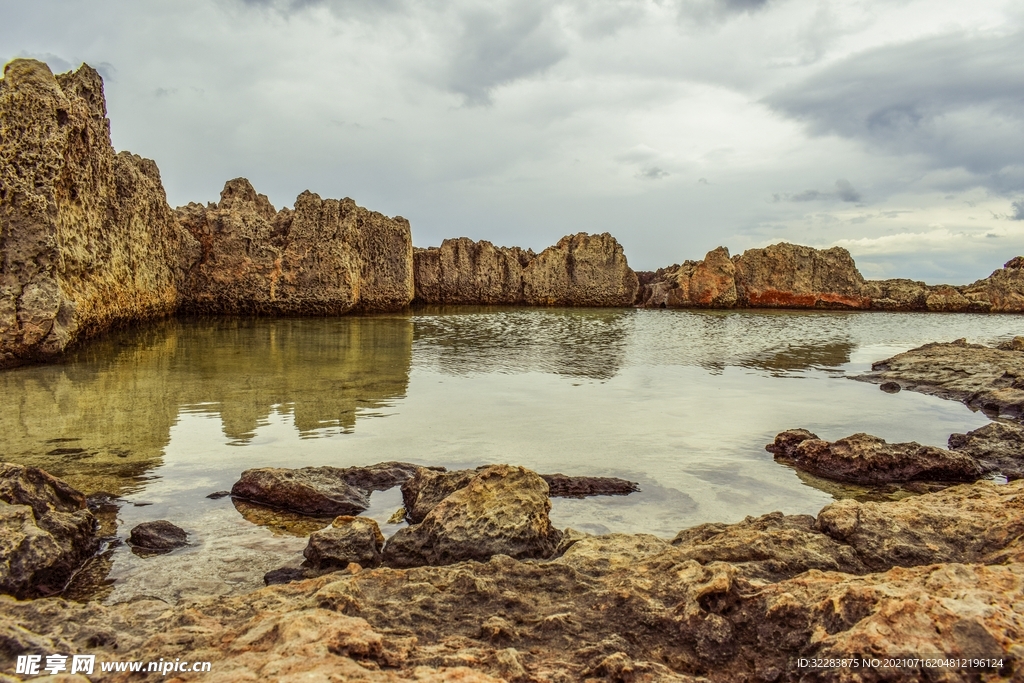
left=949, top=421, right=1024, bottom=480
left=861, top=278, right=931, bottom=311
left=961, top=255, right=1024, bottom=312
left=522, top=233, right=639, bottom=307
left=640, top=247, right=738, bottom=309
left=0, top=59, right=199, bottom=369
left=304, top=516, right=385, bottom=570
left=767, top=429, right=983, bottom=484
left=177, top=179, right=413, bottom=314
left=815, top=479, right=1024, bottom=571
left=732, top=243, right=870, bottom=309
left=413, top=238, right=534, bottom=305
left=670, top=511, right=867, bottom=582
left=383, top=465, right=562, bottom=567
left=230, top=463, right=424, bottom=518
left=231, top=467, right=371, bottom=517
left=0, top=463, right=96, bottom=598
left=856, top=339, right=1024, bottom=420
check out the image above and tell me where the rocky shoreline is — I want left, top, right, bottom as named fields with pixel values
left=4, top=59, right=1024, bottom=370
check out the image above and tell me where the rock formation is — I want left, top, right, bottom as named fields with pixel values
left=177, top=179, right=414, bottom=314
left=383, top=465, right=562, bottom=567
left=413, top=237, right=534, bottom=304
left=304, top=516, right=385, bottom=570
left=640, top=246, right=738, bottom=309
left=949, top=421, right=1024, bottom=480
left=856, top=338, right=1024, bottom=419
left=127, top=520, right=188, bottom=554
left=962, top=256, right=1024, bottom=312
left=522, top=232, right=639, bottom=307
left=767, top=428, right=983, bottom=484
left=0, top=463, right=97, bottom=598
left=733, top=243, right=870, bottom=309
left=0, top=59, right=199, bottom=369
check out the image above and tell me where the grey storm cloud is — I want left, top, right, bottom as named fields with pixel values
left=780, top=180, right=862, bottom=203
left=1013, top=199, right=1024, bottom=221
left=767, top=31, right=1024, bottom=193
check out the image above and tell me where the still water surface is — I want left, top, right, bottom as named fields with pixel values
left=2, top=308, right=1021, bottom=602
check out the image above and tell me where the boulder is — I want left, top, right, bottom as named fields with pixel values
left=522, top=233, right=639, bottom=307
left=856, top=339, right=1024, bottom=419
left=815, top=479, right=1024, bottom=571
left=231, top=467, right=371, bottom=517
left=177, top=179, right=413, bottom=314
left=413, top=238, right=534, bottom=304
left=128, top=520, right=187, bottom=553
left=863, top=278, right=931, bottom=310
left=949, top=421, right=1024, bottom=480
left=230, top=462, right=425, bottom=517
left=383, top=465, right=562, bottom=567
left=0, top=463, right=96, bottom=598
left=732, top=243, right=870, bottom=309
left=961, top=256, right=1024, bottom=312
left=669, top=511, right=867, bottom=582
left=0, top=59, right=199, bottom=369
left=767, top=429, right=982, bottom=484
left=304, top=516, right=385, bottom=569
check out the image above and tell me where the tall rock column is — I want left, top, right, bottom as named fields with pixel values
left=413, top=237, right=534, bottom=304
left=0, top=59, right=198, bottom=368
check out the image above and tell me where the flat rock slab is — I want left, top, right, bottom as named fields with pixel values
left=540, top=473, right=639, bottom=498
left=230, top=462, right=425, bottom=517
left=856, top=339, right=1024, bottom=419
left=128, top=521, right=188, bottom=552
left=767, top=429, right=982, bottom=484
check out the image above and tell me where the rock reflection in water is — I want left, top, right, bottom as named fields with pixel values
left=0, top=316, right=413, bottom=496
left=412, top=306, right=630, bottom=380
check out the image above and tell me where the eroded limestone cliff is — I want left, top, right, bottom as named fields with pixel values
left=0, top=59, right=199, bottom=368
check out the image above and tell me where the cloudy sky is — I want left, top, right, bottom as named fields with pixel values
left=4, top=0, right=1024, bottom=282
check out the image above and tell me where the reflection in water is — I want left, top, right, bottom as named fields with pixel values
left=0, top=316, right=413, bottom=495
left=412, top=306, right=631, bottom=380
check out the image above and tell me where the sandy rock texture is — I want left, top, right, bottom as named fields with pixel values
left=383, top=465, right=562, bottom=568
left=0, top=463, right=96, bottom=598
left=949, top=421, right=1024, bottom=480
left=0, top=59, right=199, bottom=369
left=962, top=256, right=1024, bottom=312
left=413, top=238, right=534, bottom=305
left=304, top=516, right=386, bottom=570
left=856, top=339, right=1024, bottom=420
left=640, top=247, right=738, bottom=309
left=177, top=178, right=414, bottom=314
left=2, top=479, right=1022, bottom=682
left=522, top=233, right=639, bottom=307
left=767, top=429, right=982, bottom=484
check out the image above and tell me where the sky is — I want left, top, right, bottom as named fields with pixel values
left=3, top=0, right=1024, bottom=283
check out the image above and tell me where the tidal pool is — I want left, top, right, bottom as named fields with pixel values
left=1, top=308, right=1021, bottom=603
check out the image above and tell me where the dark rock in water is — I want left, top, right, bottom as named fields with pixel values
left=128, top=521, right=188, bottom=553
left=856, top=339, right=1024, bottom=419
left=879, top=381, right=901, bottom=393
left=230, top=462, right=425, bottom=517
left=383, top=465, right=562, bottom=568
left=767, top=429, right=982, bottom=484
left=670, top=511, right=866, bottom=582
left=540, top=473, right=639, bottom=498
left=304, top=516, right=385, bottom=569
left=949, top=421, right=1024, bottom=480
left=0, top=462, right=98, bottom=598
left=263, top=566, right=315, bottom=586
left=206, top=490, right=231, bottom=499
left=815, top=479, right=1024, bottom=571
left=231, top=467, right=371, bottom=516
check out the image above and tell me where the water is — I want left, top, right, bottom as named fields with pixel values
left=1, top=308, right=1021, bottom=603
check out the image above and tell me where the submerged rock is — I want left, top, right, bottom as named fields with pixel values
left=522, top=233, right=639, bottom=307
left=0, top=60, right=199, bottom=369
left=0, top=463, right=97, bottom=598
left=539, top=473, right=639, bottom=498
left=413, top=237, right=534, bottom=305
left=177, top=178, right=414, bottom=314
left=304, top=516, right=385, bottom=570
left=949, top=421, right=1024, bottom=480
left=767, top=429, right=982, bottom=484
left=383, top=465, right=562, bottom=567
left=128, top=520, right=187, bottom=553
left=857, top=339, right=1024, bottom=419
